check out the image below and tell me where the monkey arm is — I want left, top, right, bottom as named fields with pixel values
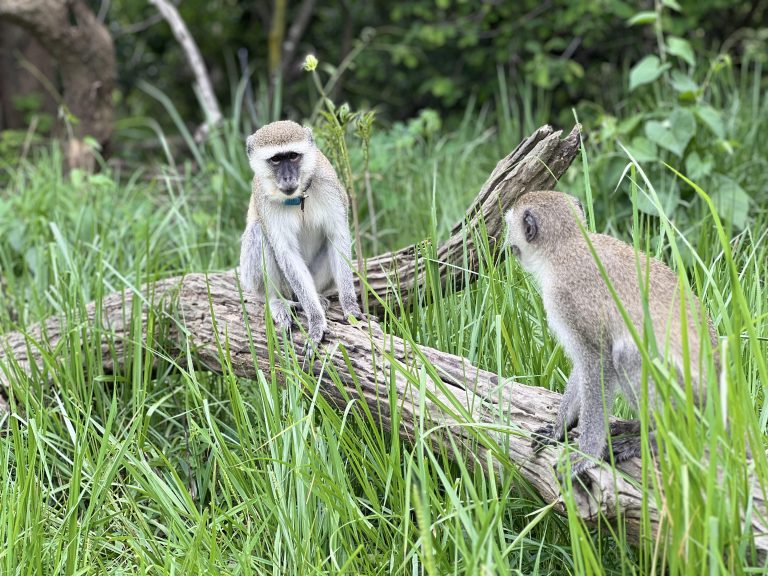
left=555, top=369, right=583, bottom=438
left=571, top=353, right=618, bottom=477
left=327, top=220, right=363, bottom=318
left=238, top=222, right=264, bottom=293
left=263, top=228, right=327, bottom=341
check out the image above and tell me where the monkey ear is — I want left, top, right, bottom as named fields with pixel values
left=246, top=135, right=256, bottom=159
left=304, top=126, right=315, bottom=145
left=523, top=210, right=538, bottom=243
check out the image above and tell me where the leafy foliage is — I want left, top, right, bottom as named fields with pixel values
left=101, top=0, right=768, bottom=127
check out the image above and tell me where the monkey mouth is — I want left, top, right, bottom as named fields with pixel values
left=279, top=185, right=299, bottom=196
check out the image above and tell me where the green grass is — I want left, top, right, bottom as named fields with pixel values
left=1, top=80, right=767, bottom=574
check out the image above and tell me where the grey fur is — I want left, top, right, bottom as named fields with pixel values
left=506, top=191, right=718, bottom=478
left=239, top=121, right=364, bottom=345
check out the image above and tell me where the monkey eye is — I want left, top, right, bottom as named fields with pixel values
left=269, top=156, right=281, bottom=165
left=289, top=152, right=301, bottom=162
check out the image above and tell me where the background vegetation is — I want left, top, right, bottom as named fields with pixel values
left=0, top=0, right=767, bottom=573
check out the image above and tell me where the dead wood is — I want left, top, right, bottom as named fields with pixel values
left=149, top=0, right=222, bottom=135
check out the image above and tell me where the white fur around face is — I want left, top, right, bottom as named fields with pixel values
left=505, top=207, right=550, bottom=285
left=249, top=145, right=319, bottom=202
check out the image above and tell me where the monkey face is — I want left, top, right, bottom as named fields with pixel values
left=268, top=152, right=303, bottom=195
left=245, top=121, right=318, bottom=201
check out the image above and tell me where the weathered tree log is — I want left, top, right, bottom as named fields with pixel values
left=2, top=124, right=765, bottom=555
left=0, top=0, right=116, bottom=170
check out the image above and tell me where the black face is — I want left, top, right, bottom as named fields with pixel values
left=269, top=152, right=302, bottom=194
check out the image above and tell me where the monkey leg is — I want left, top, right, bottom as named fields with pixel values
left=309, top=243, right=334, bottom=295
left=612, top=339, right=655, bottom=410
left=531, top=369, right=582, bottom=454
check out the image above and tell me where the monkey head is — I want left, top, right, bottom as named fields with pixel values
left=246, top=120, right=318, bottom=200
left=505, top=191, right=586, bottom=274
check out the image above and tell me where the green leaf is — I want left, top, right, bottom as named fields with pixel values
left=662, top=0, right=682, bottom=12
left=685, top=151, right=713, bottom=180
left=695, top=104, right=725, bottom=139
left=711, top=174, right=751, bottom=228
left=627, top=11, right=657, bottom=25
left=669, top=70, right=699, bottom=94
left=626, top=136, right=658, bottom=162
left=617, top=114, right=644, bottom=135
left=667, top=36, right=695, bottom=66
left=629, top=56, right=671, bottom=91
left=644, top=108, right=696, bottom=157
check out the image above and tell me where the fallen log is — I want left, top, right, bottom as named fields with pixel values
left=2, top=124, right=764, bottom=555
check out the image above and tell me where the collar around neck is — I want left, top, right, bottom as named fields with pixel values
left=282, top=178, right=312, bottom=207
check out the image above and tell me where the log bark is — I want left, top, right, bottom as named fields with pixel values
left=0, top=0, right=116, bottom=170
left=2, top=124, right=764, bottom=554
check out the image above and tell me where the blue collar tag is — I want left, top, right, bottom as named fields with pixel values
left=283, top=196, right=303, bottom=206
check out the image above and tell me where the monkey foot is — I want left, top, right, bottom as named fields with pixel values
left=604, top=420, right=657, bottom=463
left=530, top=424, right=562, bottom=455
left=606, top=432, right=657, bottom=463
left=609, top=420, right=642, bottom=437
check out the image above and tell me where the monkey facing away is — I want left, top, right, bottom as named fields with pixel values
left=505, top=191, right=718, bottom=478
left=239, top=120, right=366, bottom=344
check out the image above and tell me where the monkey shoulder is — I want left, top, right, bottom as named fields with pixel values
left=313, top=152, right=349, bottom=206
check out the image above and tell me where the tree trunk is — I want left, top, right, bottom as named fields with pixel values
left=0, top=21, right=58, bottom=132
left=4, top=125, right=764, bottom=554
left=0, top=0, right=116, bottom=169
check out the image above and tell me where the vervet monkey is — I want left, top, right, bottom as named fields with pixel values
left=239, top=120, right=366, bottom=344
left=505, top=191, right=718, bottom=478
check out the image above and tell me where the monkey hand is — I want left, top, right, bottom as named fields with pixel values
left=305, top=312, right=328, bottom=346
left=271, top=302, right=295, bottom=331
left=530, top=424, right=562, bottom=455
